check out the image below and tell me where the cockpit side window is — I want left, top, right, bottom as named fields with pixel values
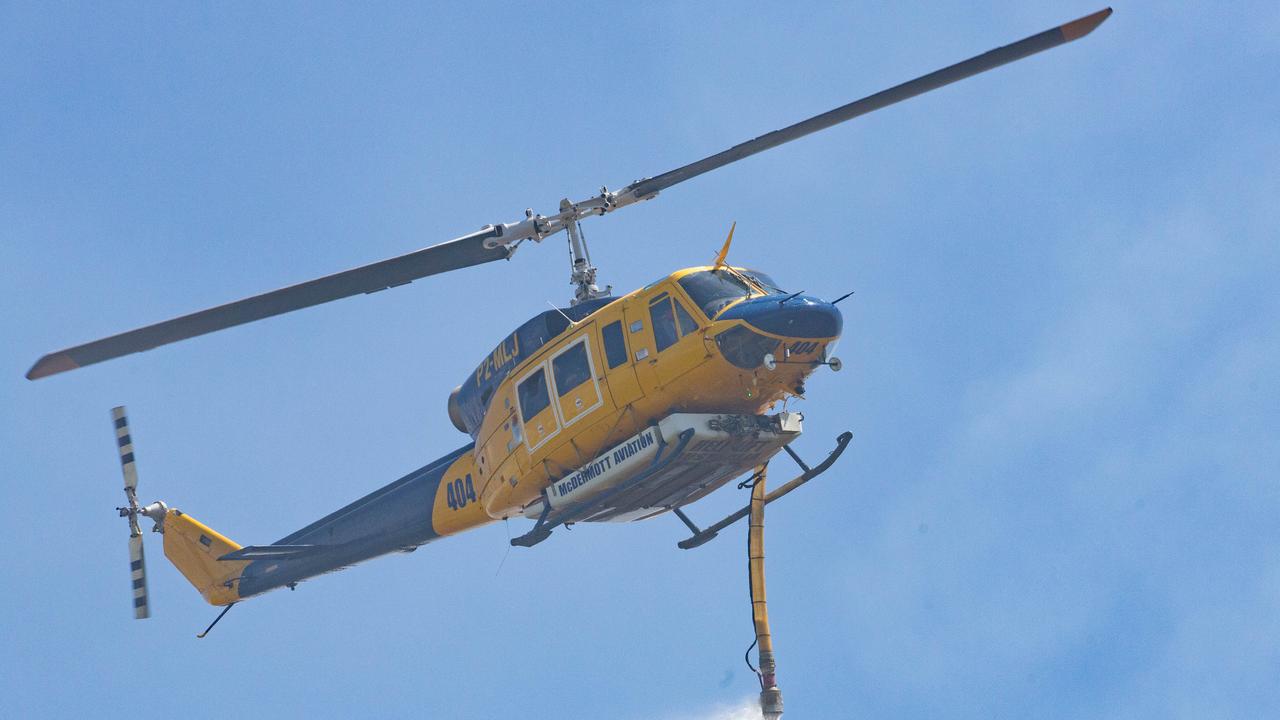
left=674, top=299, right=699, bottom=336
left=517, top=369, right=551, bottom=423
left=650, top=291, right=700, bottom=353
left=677, top=270, right=753, bottom=319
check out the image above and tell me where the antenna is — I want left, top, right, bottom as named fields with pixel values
left=546, top=301, right=579, bottom=327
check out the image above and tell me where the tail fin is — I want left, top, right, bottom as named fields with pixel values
left=161, top=509, right=250, bottom=606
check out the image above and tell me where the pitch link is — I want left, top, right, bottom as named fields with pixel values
left=480, top=185, right=659, bottom=251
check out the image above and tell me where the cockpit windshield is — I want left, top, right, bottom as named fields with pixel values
left=678, top=270, right=751, bottom=318
left=678, top=268, right=786, bottom=319
left=740, top=269, right=784, bottom=294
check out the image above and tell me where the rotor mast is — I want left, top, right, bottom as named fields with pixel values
left=560, top=198, right=612, bottom=305
left=515, top=191, right=637, bottom=304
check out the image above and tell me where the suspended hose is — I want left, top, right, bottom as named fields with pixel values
left=747, top=464, right=784, bottom=719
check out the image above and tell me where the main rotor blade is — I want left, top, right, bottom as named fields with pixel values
left=624, top=8, right=1112, bottom=200
left=27, top=227, right=511, bottom=380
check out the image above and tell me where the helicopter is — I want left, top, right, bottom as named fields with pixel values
left=28, top=9, right=1111, bottom=643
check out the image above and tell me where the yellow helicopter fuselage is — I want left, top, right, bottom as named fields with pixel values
left=443, top=265, right=841, bottom=530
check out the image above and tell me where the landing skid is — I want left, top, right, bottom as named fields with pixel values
left=511, top=422, right=852, bottom=549
left=676, top=431, right=853, bottom=549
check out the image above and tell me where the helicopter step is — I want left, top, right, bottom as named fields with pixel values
left=511, top=411, right=805, bottom=546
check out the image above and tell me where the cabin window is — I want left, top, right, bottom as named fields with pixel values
left=553, top=341, right=592, bottom=396
left=602, top=321, right=627, bottom=368
left=650, top=294, right=679, bottom=352
left=517, top=369, right=551, bottom=422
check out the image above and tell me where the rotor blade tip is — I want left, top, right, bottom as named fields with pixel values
left=1061, top=8, right=1113, bottom=41
left=26, top=353, right=79, bottom=380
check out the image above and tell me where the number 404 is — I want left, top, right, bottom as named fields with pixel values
left=446, top=474, right=477, bottom=510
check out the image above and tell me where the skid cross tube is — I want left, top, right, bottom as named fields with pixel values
left=677, top=431, right=852, bottom=549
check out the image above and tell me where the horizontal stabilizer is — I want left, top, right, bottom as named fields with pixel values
left=219, top=544, right=319, bottom=561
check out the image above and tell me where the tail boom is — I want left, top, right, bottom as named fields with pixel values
left=225, top=443, right=489, bottom=601
left=158, top=443, right=493, bottom=606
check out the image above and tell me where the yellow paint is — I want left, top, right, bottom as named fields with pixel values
left=516, top=363, right=561, bottom=453
left=713, top=222, right=736, bottom=268
left=749, top=464, right=783, bottom=712
left=473, top=266, right=838, bottom=519
left=429, top=452, right=494, bottom=536
left=749, top=466, right=772, bottom=659
left=161, top=509, right=249, bottom=606
left=553, top=336, right=604, bottom=426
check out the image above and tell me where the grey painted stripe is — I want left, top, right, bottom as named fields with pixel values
left=133, top=596, right=147, bottom=608
left=130, top=559, right=142, bottom=571
left=117, top=434, right=131, bottom=448
left=120, top=452, right=135, bottom=465
left=114, top=416, right=128, bottom=429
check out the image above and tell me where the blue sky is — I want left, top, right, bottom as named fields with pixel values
left=3, top=2, right=1278, bottom=718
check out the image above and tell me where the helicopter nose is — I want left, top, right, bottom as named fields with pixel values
left=719, top=294, right=843, bottom=339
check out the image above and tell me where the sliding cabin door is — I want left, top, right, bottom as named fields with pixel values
left=515, top=365, right=560, bottom=453
left=549, top=335, right=603, bottom=427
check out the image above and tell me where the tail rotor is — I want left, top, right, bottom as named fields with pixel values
left=126, top=532, right=149, bottom=619
left=112, top=406, right=166, bottom=619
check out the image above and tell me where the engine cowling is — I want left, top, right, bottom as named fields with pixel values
left=447, top=385, right=467, bottom=433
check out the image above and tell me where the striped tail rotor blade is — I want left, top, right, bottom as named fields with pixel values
left=111, top=406, right=138, bottom=491
left=129, top=533, right=150, bottom=619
